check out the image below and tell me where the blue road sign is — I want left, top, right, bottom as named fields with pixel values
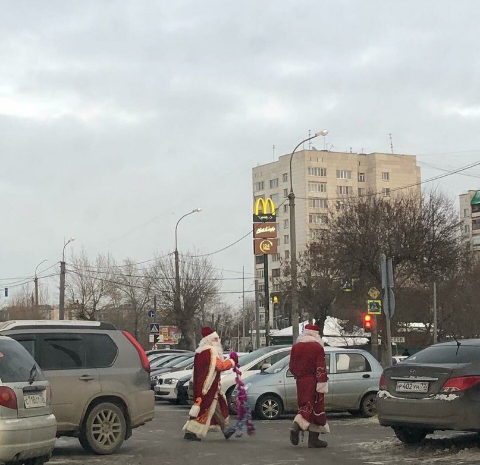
left=147, top=310, right=156, bottom=319
left=150, top=323, right=160, bottom=334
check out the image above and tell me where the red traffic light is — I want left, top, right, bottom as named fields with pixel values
left=363, top=314, right=372, bottom=330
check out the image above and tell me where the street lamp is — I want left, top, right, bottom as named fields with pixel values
left=59, top=237, right=75, bottom=320
left=34, top=258, right=48, bottom=308
left=174, top=209, right=201, bottom=349
left=289, top=130, right=328, bottom=342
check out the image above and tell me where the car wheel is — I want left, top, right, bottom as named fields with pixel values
left=226, top=387, right=237, bottom=414
left=256, top=395, right=283, bottom=420
left=79, top=402, right=126, bottom=455
left=393, top=426, right=428, bottom=444
left=359, top=392, right=377, bottom=418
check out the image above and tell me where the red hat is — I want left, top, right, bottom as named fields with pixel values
left=305, top=324, right=320, bottom=332
left=201, top=327, right=215, bottom=338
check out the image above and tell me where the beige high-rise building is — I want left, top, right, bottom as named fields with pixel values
left=252, top=149, right=421, bottom=330
left=459, top=190, right=480, bottom=253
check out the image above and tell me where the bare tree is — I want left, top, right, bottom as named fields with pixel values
left=150, top=253, right=219, bottom=350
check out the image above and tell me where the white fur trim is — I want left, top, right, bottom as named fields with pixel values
left=316, top=382, right=328, bottom=394
left=183, top=399, right=219, bottom=438
left=294, top=414, right=310, bottom=431
left=296, top=331, right=324, bottom=346
left=201, top=349, right=217, bottom=395
left=196, top=332, right=220, bottom=354
left=308, top=422, right=330, bottom=434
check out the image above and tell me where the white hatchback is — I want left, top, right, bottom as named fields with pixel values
left=0, top=336, right=57, bottom=464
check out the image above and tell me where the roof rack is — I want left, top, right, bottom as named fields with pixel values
left=0, top=320, right=117, bottom=331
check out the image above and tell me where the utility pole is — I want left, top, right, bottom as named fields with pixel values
left=242, top=266, right=245, bottom=352
left=264, top=255, right=270, bottom=345
left=59, top=239, right=74, bottom=320
left=381, top=254, right=395, bottom=366
left=433, top=282, right=438, bottom=344
left=255, top=279, right=260, bottom=349
left=34, top=276, right=39, bottom=308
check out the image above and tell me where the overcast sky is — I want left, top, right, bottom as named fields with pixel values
left=1, top=0, right=480, bottom=307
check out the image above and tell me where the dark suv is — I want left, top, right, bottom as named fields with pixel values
left=0, top=320, right=154, bottom=455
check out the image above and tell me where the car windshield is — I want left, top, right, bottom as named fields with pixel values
left=238, top=347, right=283, bottom=367
left=264, top=355, right=290, bottom=374
left=405, top=344, right=480, bottom=364
left=151, top=354, right=179, bottom=368
left=174, top=356, right=195, bottom=368
left=161, top=355, right=191, bottom=368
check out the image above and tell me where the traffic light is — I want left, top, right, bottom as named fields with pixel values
left=363, top=314, right=372, bottom=332
left=341, top=278, right=353, bottom=292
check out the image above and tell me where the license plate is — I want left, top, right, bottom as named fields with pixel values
left=24, top=391, right=47, bottom=409
left=396, top=381, right=429, bottom=393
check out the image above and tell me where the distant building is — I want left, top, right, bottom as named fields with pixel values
left=459, top=190, right=480, bottom=253
left=252, top=149, right=421, bottom=329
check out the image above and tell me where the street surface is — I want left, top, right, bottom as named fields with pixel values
left=50, top=402, right=480, bottom=465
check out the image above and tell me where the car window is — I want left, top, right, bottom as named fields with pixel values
left=0, top=338, right=46, bottom=383
left=174, top=356, right=195, bottom=368
left=161, top=355, right=190, bottom=368
left=335, top=353, right=370, bottom=373
left=249, top=351, right=289, bottom=371
left=40, top=334, right=86, bottom=370
left=238, top=347, right=279, bottom=366
left=286, top=354, right=330, bottom=377
left=150, top=354, right=178, bottom=368
left=85, top=334, right=118, bottom=368
left=405, top=345, right=480, bottom=364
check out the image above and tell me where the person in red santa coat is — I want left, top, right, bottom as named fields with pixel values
left=289, top=324, right=329, bottom=448
left=183, top=327, right=238, bottom=441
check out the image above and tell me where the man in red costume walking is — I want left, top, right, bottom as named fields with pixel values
left=183, top=327, right=238, bottom=441
left=289, top=324, right=329, bottom=448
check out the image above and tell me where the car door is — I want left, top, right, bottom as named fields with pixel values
left=284, top=354, right=331, bottom=411
left=39, top=333, right=101, bottom=432
left=329, top=352, right=372, bottom=410
left=247, top=350, right=290, bottom=379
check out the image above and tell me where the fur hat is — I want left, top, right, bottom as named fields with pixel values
left=201, top=327, right=215, bottom=338
left=305, top=324, right=320, bottom=332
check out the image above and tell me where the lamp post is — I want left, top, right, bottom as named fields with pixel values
left=34, top=259, right=48, bottom=308
left=289, top=130, right=328, bottom=342
left=174, top=209, right=201, bottom=349
left=59, top=237, right=75, bottom=320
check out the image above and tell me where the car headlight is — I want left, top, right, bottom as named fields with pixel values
left=164, top=378, right=178, bottom=385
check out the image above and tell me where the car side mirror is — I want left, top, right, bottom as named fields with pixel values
left=286, top=369, right=294, bottom=378
left=261, top=363, right=271, bottom=372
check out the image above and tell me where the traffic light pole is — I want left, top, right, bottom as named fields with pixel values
left=371, top=318, right=379, bottom=361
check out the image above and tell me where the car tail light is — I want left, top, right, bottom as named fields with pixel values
left=441, top=376, right=480, bottom=393
left=0, top=387, right=17, bottom=410
left=123, top=331, right=151, bottom=374
left=379, top=374, right=387, bottom=390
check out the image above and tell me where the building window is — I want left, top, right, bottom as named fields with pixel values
left=309, top=198, right=328, bottom=209
left=284, top=235, right=290, bottom=245
left=336, top=170, right=352, bottom=180
left=308, top=182, right=327, bottom=193
left=271, top=193, right=280, bottom=204
left=336, top=201, right=345, bottom=211
left=310, top=229, right=322, bottom=240
left=256, top=269, right=264, bottom=278
left=283, top=188, right=288, bottom=198
left=254, top=181, right=264, bottom=191
left=254, top=172, right=262, bottom=178
left=270, top=178, right=279, bottom=189
left=358, top=188, right=366, bottom=196
left=284, top=219, right=289, bottom=229
left=283, top=204, right=289, bottom=213
left=308, top=167, right=327, bottom=177
left=272, top=253, right=281, bottom=262
left=272, top=268, right=281, bottom=278
left=465, top=224, right=471, bottom=234
left=464, top=208, right=470, bottom=218
left=255, top=255, right=263, bottom=264
left=473, top=219, right=480, bottom=230
left=338, top=186, right=353, bottom=195
left=358, top=173, right=365, bottom=182
left=285, top=250, right=290, bottom=260
left=382, top=172, right=390, bottom=181
left=383, top=188, right=391, bottom=197
left=309, top=214, right=328, bottom=225
left=273, top=284, right=281, bottom=292
left=282, top=173, right=288, bottom=182
left=259, top=284, right=265, bottom=293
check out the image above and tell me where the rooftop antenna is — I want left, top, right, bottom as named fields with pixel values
left=389, top=133, right=394, bottom=154
left=350, top=147, right=353, bottom=153
left=308, top=129, right=312, bottom=150
left=272, top=145, right=275, bottom=162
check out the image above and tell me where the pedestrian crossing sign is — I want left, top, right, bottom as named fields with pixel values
left=367, top=300, right=382, bottom=315
left=150, top=323, right=160, bottom=334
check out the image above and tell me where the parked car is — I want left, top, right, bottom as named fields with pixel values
left=0, top=320, right=154, bottom=455
left=392, top=356, right=408, bottom=365
left=232, top=348, right=382, bottom=420
left=155, top=368, right=193, bottom=402
left=150, top=354, right=193, bottom=390
left=188, top=346, right=291, bottom=405
left=146, top=349, right=190, bottom=360
left=0, top=335, right=57, bottom=464
left=378, top=340, right=480, bottom=444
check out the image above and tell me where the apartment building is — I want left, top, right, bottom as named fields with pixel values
left=459, top=190, right=480, bottom=253
left=252, top=149, right=421, bottom=329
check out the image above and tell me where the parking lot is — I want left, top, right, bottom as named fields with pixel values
left=49, top=401, right=480, bottom=465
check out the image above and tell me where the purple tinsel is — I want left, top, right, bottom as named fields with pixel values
left=225, top=351, right=255, bottom=437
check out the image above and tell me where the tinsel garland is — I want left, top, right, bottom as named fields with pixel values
left=225, top=352, right=255, bottom=437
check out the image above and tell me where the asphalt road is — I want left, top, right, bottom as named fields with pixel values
left=49, top=402, right=480, bottom=465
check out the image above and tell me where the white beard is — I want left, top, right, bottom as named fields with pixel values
left=213, top=340, right=224, bottom=358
